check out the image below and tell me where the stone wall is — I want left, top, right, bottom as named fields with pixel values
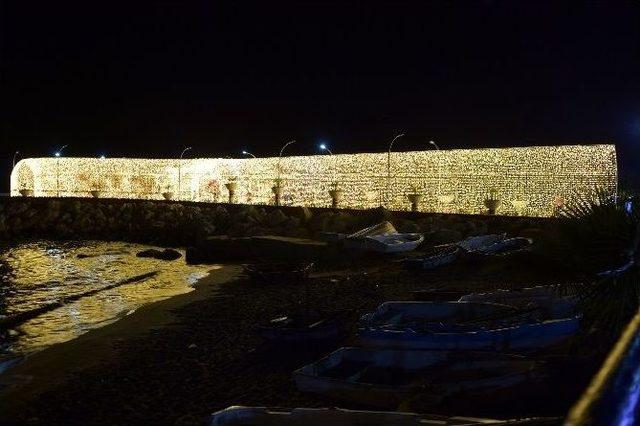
left=0, top=197, right=552, bottom=249
left=10, top=144, right=616, bottom=217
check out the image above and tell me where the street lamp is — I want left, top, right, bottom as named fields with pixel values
left=12, top=151, right=20, bottom=169
left=242, top=150, right=256, bottom=158
left=276, top=140, right=296, bottom=180
left=319, top=143, right=333, bottom=155
left=55, top=145, right=68, bottom=197
left=178, top=146, right=192, bottom=200
left=386, top=133, right=405, bottom=206
left=429, top=140, right=440, bottom=150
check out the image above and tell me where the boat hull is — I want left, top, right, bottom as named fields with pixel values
left=357, top=317, right=580, bottom=351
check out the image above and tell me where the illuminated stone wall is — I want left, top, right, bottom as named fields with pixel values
left=10, top=144, right=617, bottom=217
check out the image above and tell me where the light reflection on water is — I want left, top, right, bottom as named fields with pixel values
left=0, top=241, right=215, bottom=360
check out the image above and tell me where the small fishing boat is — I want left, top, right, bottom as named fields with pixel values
left=209, top=406, right=517, bottom=425
left=344, top=232, right=425, bottom=253
left=347, top=221, right=397, bottom=239
left=360, top=301, right=518, bottom=329
left=409, top=289, right=471, bottom=302
left=404, top=244, right=460, bottom=270
left=457, top=234, right=506, bottom=252
left=475, top=237, right=532, bottom=255
left=340, top=221, right=424, bottom=253
left=256, top=312, right=350, bottom=342
left=293, top=347, right=539, bottom=409
left=459, top=285, right=579, bottom=319
left=358, top=301, right=579, bottom=351
left=244, top=262, right=314, bottom=284
left=358, top=318, right=580, bottom=351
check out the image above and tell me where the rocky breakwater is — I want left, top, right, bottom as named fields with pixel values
left=0, top=197, right=554, bottom=263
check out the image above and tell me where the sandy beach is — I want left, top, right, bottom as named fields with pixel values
left=0, top=250, right=603, bottom=425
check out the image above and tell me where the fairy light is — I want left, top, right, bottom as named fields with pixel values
left=10, top=144, right=617, bottom=217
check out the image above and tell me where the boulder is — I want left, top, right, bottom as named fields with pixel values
left=426, top=228, right=463, bottom=245
left=136, top=248, right=182, bottom=261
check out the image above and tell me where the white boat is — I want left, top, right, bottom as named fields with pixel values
left=360, top=301, right=518, bottom=328
left=357, top=301, right=579, bottom=350
left=293, top=347, right=539, bottom=409
left=347, top=221, right=397, bottom=239
left=404, top=244, right=460, bottom=270
left=344, top=232, right=424, bottom=253
left=457, top=234, right=506, bottom=252
left=357, top=317, right=580, bottom=351
left=459, top=285, right=579, bottom=319
left=209, top=406, right=514, bottom=425
left=475, top=237, right=532, bottom=255
left=340, top=221, right=424, bottom=253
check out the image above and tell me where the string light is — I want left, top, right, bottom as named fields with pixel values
left=10, top=144, right=617, bottom=217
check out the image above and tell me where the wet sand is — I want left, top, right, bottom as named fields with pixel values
left=0, top=254, right=600, bottom=425
left=0, top=265, right=243, bottom=423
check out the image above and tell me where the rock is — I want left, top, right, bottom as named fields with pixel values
left=365, top=206, right=393, bottom=223
left=264, top=209, right=288, bottom=227
left=427, top=228, right=463, bottom=245
left=136, top=248, right=182, bottom=261
left=290, top=206, right=313, bottom=222
left=395, top=219, right=420, bottom=233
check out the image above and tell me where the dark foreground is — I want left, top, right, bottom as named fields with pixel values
left=0, top=249, right=607, bottom=426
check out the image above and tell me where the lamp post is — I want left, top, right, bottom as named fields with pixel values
left=272, top=140, right=295, bottom=206
left=320, top=143, right=342, bottom=208
left=55, top=145, right=68, bottom=197
left=386, top=133, right=405, bottom=207
left=242, top=150, right=256, bottom=159
left=178, top=146, right=192, bottom=200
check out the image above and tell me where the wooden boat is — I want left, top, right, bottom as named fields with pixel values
left=475, top=237, right=532, bottom=255
left=409, top=289, right=471, bottom=302
left=404, top=244, right=460, bottom=270
left=293, top=347, right=539, bottom=409
left=209, top=405, right=519, bottom=425
left=244, top=262, right=314, bottom=284
left=357, top=317, right=580, bottom=351
left=256, top=312, right=349, bottom=342
left=457, top=234, right=506, bottom=252
left=344, top=233, right=424, bottom=253
left=358, top=301, right=579, bottom=351
left=360, top=301, right=518, bottom=329
left=459, top=285, right=579, bottom=319
left=347, top=221, right=397, bottom=239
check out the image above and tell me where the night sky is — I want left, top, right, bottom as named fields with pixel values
left=2, top=1, right=639, bottom=190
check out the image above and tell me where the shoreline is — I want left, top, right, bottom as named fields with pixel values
left=0, top=264, right=244, bottom=422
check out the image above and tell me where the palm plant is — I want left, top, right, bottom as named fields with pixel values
left=558, top=188, right=639, bottom=338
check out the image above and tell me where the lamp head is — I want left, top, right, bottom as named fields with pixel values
left=319, top=143, right=327, bottom=151
left=100, top=155, right=106, bottom=159
left=242, top=150, right=248, bottom=155
left=54, top=152, right=61, bottom=157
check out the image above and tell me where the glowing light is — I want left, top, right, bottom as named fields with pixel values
left=10, top=144, right=617, bottom=217
left=54, top=152, right=61, bottom=157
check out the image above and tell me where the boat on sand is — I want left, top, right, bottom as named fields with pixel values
left=357, top=301, right=580, bottom=351
left=293, top=347, right=539, bottom=409
left=209, top=405, right=556, bottom=425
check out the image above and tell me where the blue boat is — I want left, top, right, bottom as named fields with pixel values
left=293, top=347, right=539, bottom=409
left=357, top=301, right=580, bottom=351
